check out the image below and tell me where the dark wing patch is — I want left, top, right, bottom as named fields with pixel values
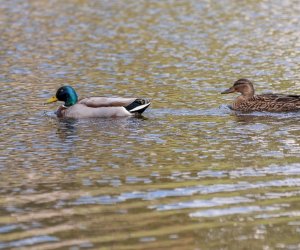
left=258, top=94, right=300, bottom=103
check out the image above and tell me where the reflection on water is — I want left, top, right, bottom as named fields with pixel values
left=1, top=0, right=300, bottom=249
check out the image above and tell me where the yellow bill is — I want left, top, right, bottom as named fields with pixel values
left=46, top=96, right=58, bottom=104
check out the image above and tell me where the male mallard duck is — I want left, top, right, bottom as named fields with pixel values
left=46, top=86, right=151, bottom=118
left=221, top=79, right=300, bottom=112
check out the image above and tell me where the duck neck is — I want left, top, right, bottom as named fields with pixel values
left=241, top=88, right=255, bottom=100
left=64, top=93, right=78, bottom=107
left=233, top=95, right=249, bottom=110
left=235, top=92, right=254, bottom=105
left=65, top=99, right=76, bottom=107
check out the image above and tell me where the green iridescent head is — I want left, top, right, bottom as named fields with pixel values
left=46, top=86, right=78, bottom=107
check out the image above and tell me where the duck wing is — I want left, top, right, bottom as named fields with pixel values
left=78, top=97, right=137, bottom=108
left=258, top=93, right=300, bottom=103
left=250, top=93, right=300, bottom=111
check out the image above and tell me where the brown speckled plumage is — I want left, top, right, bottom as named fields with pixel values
left=221, top=79, right=300, bottom=112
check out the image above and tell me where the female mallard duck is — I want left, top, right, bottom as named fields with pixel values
left=221, top=79, right=300, bottom=112
left=46, top=86, right=151, bottom=118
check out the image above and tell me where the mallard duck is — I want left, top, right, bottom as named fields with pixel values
left=45, top=86, right=151, bottom=118
left=221, top=79, right=300, bottom=112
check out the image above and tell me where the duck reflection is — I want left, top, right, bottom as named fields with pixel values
left=56, top=118, right=78, bottom=141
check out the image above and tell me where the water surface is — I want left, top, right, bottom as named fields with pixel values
left=1, top=0, right=300, bottom=249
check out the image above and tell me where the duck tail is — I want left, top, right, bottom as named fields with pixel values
left=125, top=99, right=151, bottom=114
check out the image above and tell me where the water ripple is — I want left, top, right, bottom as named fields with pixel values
left=73, top=178, right=300, bottom=206
left=190, top=205, right=280, bottom=218
left=0, top=236, right=58, bottom=249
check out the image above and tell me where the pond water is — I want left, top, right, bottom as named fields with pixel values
left=1, top=0, right=300, bottom=249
